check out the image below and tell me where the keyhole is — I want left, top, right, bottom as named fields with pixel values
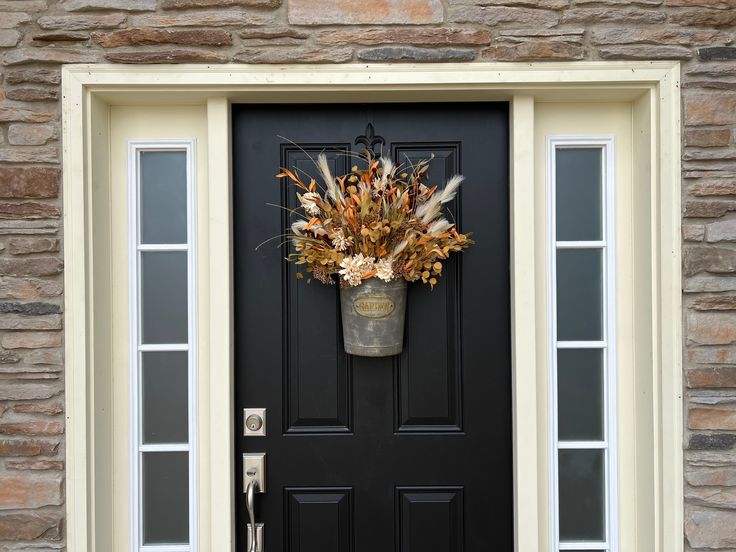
left=246, top=414, right=263, bottom=432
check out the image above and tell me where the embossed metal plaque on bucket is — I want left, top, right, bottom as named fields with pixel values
left=339, top=278, right=407, bottom=357
left=353, top=294, right=395, bottom=318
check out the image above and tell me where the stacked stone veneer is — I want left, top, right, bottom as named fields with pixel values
left=0, top=0, right=735, bottom=549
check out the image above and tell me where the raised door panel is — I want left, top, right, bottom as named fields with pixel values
left=282, top=146, right=353, bottom=434
left=391, top=145, right=462, bottom=433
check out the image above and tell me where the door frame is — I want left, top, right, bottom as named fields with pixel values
left=61, top=61, right=682, bottom=552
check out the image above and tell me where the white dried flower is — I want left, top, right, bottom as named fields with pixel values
left=339, top=253, right=374, bottom=287
left=291, top=220, right=307, bottom=236
left=330, top=228, right=353, bottom=252
left=300, top=191, right=321, bottom=216
left=375, top=258, right=395, bottom=282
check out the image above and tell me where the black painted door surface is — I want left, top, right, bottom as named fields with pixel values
left=233, top=103, right=511, bottom=552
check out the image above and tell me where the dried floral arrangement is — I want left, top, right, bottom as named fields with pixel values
left=275, top=152, right=473, bottom=289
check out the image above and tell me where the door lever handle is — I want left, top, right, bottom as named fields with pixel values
left=246, top=478, right=260, bottom=552
left=243, top=453, right=265, bottom=551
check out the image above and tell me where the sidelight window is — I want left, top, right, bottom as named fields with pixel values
left=548, top=138, right=618, bottom=552
left=129, top=142, right=198, bottom=552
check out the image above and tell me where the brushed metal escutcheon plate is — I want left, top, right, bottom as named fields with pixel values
left=244, top=408, right=266, bottom=436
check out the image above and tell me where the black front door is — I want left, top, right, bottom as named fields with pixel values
left=233, top=103, right=511, bottom=551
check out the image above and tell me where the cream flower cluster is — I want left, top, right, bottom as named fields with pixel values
left=338, top=254, right=396, bottom=287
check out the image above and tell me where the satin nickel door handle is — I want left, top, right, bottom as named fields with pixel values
left=245, top=479, right=263, bottom=552
left=243, top=453, right=265, bottom=551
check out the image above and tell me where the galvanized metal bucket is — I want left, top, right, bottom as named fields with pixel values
left=339, top=278, right=408, bottom=357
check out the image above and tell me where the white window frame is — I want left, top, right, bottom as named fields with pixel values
left=128, top=140, right=199, bottom=552
left=547, top=137, right=618, bottom=552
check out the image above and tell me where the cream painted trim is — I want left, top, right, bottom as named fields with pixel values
left=510, top=94, right=541, bottom=551
left=61, top=62, right=682, bottom=552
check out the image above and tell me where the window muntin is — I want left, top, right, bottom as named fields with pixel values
left=548, top=139, right=617, bottom=552
left=130, top=142, right=198, bottom=552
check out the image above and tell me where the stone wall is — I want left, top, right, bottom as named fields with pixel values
left=0, top=0, right=735, bottom=549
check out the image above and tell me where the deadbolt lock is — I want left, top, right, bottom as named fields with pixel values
left=243, top=408, right=266, bottom=436
left=246, top=414, right=263, bottom=432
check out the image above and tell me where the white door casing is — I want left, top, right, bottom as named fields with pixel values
left=61, top=62, right=682, bottom=552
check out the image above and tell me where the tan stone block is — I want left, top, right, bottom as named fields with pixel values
left=20, top=348, right=63, bottom=365
left=0, top=258, right=62, bottom=278
left=688, top=311, right=736, bottom=345
left=686, top=129, right=732, bottom=147
left=693, top=294, right=736, bottom=310
left=686, top=275, right=736, bottom=292
left=0, top=382, right=61, bottom=400
left=449, top=0, right=568, bottom=7
left=0, top=13, right=31, bottom=28
left=163, top=0, right=280, bottom=7
left=8, top=238, right=60, bottom=255
left=687, top=466, right=736, bottom=486
left=689, top=346, right=736, bottom=365
left=0, top=30, right=20, bottom=47
left=2, top=332, right=62, bottom=350
left=670, top=8, right=736, bottom=26
left=234, top=47, right=353, bottom=64
left=0, top=277, right=62, bottom=300
left=0, top=1, right=47, bottom=11
left=449, top=5, right=559, bottom=26
left=130, top=11, right=274, bottom=27
left=290, top=0, right=443, bottom=25
left=92, top=28, right=232, bottom=47
left=0, top=219, right=59, bottom=235
left=561, top=7, right=666, bottom=23
left=0, top=421, right=63, bottom=436
left=668, top=0, right=736, bottom=6
left=0, top=314, right=62, bottom=331
left=690, top=178, right=736, bottom=196
left=32, top=31, right=89, bottom=42
left=0, top=475, right=62, bottom=510
left=14, top=401, right=63, bottom=416
left=686, top=509, right=736, bottom=548
left=687, top=92, right=736, bottom=126
left=687, top=486, right=736, bottom=509
left=684, top=200, right=736, bottom=218
left=239, top=27, right=308, bottom=40
left=104, top=49, right=228, bottom=64
left=0, top=512, right=61, bottom=541
left=0, top=146, right=58, bottom=164
left=37, top=13, right=126, bottom=30
left=482, top=41, right=583, bottom=61
left=690, top=405, right=736, bottom=429
left=0, top=203, right=59, bottom=220
left=0, top=107, right=54, bottom=124
left=317, top=27, right=492, bottom=46
left=683, top=223, right=705, bottom=241
left=7, top=124, right=57, bottom=146
left=684, top=247, right=736, bottom=276
left=597, top=44, right=692, bottom=60
left=6, top=69, right=60, bottom=85
left=3, top=48, right=99, bottom=66
left=591, top=28, right=732, bottom=46
left=5, top=88, right=58, bottom=102
left=687, top=366, right=736, bottom=387
left=708, top=219, right=736, bottom=242
left=5, top=460, right=63, bottom=471
left=0, top=438, right=58, bottom=456
left=63, top=0, right=156, bottom=10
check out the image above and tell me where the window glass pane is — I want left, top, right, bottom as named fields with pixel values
left=558, top=349, right=604, bottom=441
left=556, top=249, right=603, bottom=341
left=559, top=449, right=606, bottom=542
left=141, top=251, right=188, bottom=344
left=142, top=351, right=188, bottom=444
left=556, top=148, right=602, bottom=242
left=140, top=150, right=187, bottom=244
left=142, top=451, right=189, bottom=544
